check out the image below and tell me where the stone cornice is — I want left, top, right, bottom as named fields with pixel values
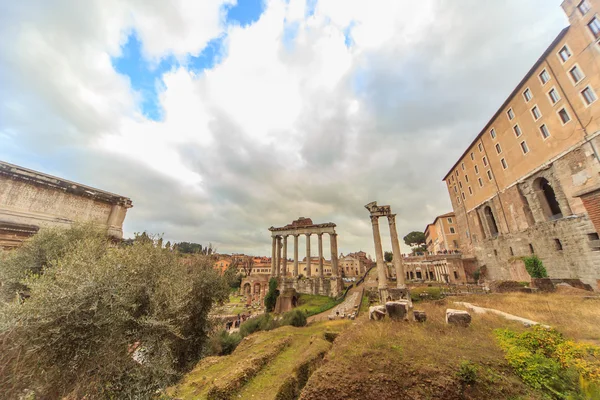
left=0, top=161, right=133, bottom=207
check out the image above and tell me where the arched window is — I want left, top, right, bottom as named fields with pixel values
left=484, top=206, right=499, bottom=236
left=534, top=178, right=562, bottom=219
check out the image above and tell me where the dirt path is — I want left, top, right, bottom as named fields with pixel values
left=308, top=286, right=364, bottom=323
left=454, top=301, right=550, bottom=328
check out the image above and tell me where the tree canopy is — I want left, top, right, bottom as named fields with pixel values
left=403, top=231, right=426, bottom=247
left=384, top=251, right=393, bottom=262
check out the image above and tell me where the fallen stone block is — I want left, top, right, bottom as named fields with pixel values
left=369, top=305, right=386, bottom=320
left=413, top=310, right=427, bottom=323
left=385, top=301, right=409, bottom=321
left=446, top=309, right=471, bottom=327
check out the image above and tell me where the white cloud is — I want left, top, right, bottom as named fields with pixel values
left=0, top=0, right=567, bottom=257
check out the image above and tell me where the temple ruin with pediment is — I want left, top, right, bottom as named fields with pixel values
left=268, top=217, right=344, bottom=300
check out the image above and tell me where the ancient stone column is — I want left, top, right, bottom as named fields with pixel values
left=305, top=233, right=311, bottom=277
left=277, top=236, right=282, bottom=277
left=387, top=214, right=406, bottom=288
left=318, top=233, right=324, bottom=278
left=282, top=235, right=288, bottom=276
left=271, top=236, right=276, bottom=276
left=370, top=215, right=387, bottom=290
left=330, top=233, right=339, bottom=276
left=293, top=234, right=299, bottom=277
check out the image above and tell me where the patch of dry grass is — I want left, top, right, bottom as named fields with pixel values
left=458, top=293, right=600, bottom=343
left=300, top=300, right=542, bottom=400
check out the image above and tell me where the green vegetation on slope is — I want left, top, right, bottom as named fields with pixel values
left=167, top=320, right=350, bottom=399
left=297, top=293, right=343, bottom=317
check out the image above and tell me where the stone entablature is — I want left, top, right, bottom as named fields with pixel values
left=268, top=217, right=339, bottom=278
left=0, top=161, right=132, bottom=248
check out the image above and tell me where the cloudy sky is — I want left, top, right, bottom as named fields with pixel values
left=0, top=0, right=567, bottom=257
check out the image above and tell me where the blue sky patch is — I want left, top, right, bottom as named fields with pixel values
left=306, top=0, right=318, bottom=17
left=343, top=21, right=356, bottom=48
left=188, top=36, right=227, bottom=73
left=112, top=33, right=179, bottom=121
left=226, top=0, right=265, bottom=27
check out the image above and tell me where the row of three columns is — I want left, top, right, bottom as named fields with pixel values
left=270, top=233, right=339, bottom=277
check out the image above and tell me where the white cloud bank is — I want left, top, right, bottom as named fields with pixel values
left=0, top=0, right=566, bottom=257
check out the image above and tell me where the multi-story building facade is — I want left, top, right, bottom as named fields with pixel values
left=443, top=0, right=600, bottom=289
left=424, top=212, right=460, bottom=253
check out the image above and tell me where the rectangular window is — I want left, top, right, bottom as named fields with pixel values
left=558, top=107, right=571, bottom=124
left=569, top=65, right=584, bottom=84
left=548, top=88, right=560, bottom=104
left=520, top=141, right=529, bottom=154
left=558, top=45, right=571, bottom=62
left=539, top=69, right=550, bottom=85
left=513, top=124, right=522, bottom=137
left=487, top=170, right=493, bottom=180
left=474, top=165, right=479, bottom=174
left=465, top=174, right=469, bottom=183
left=531, top=106, right=541, bottom=120
left=589, top=17, right=600, bottom=39
left=540, top=124, right=550, bottom=139
left=461, top=192, right=466, bottom=200
left=482, top=156, right=488, bottom=166
left=470, top=152, right=474, bottom=160
left=581, top=86, right=597, bottom=105
left=459, top=181, right=463, bottom=189
left=468, top=186, right=473, bottom=195
left=478, top=177, right=483, bottom=187
left=478, top=143, right=483, bottom=152
left=454, top=186, right=457, bottom=193
left=450, top=227, right=456, bottom=234
left=455, top=170, right=459, bottom=176
left=578, top=0, right=591, bottom=15
left=495, top=143, right=502, bottom=154
left=507, top=108, right=515, bottom=120
left=447, top=217, right=453, bottom=223
left=490, top=128, right=496, bottom=139
left=461, top=162, right=465, bottom=171
left=523, top=88, right=532, bottom=102
left=457, top=196, right=461, bottom=204
left=501, top=158, right=508, bottom=169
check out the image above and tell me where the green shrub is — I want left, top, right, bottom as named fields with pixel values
left=495, top=326, right=600, bottom=398
left=522, top=255, right=548, bottom=278
left=281, top=309, right=307, bottom=327
left=0, top=224, right=229, bottom=399
left=207, top=330, right=242, bottom=356
left=457, top=361, right=478, bottom=385
left=239, top=313, right=277, bottom=337
left=264, top=278, right=279, bottom=312
left=410, top=287, right=443, bottom=302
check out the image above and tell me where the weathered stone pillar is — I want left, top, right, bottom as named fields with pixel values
left=282, top=235, right=288, bottom=276
left=370, top=215, right=387, bottom=290
left=277, top=236, right=282, bottom=277
left=271, top=236, right=276, bottom=276
left=387, top=214, right=406, bottom=288
left=293, top=234, right=299, bottom=277
left=305, top=233, right=311, bottom=277
left=330, top=233, right=339, bottom=276
left=318, top=233, right=324, bottom=278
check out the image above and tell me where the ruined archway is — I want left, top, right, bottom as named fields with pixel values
left=484, top=206, right=499, bottom=237
left=534, top=177, right=562, bottom=220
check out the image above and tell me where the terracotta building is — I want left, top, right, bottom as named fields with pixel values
left=443, top=0, right=600, bottom=289
left=0, top=161, right=132, bottom=249
left=424, top=212, right=460, bottom=253
left=339, top=251, right=371, bottom=277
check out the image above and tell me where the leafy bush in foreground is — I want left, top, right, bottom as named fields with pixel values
left=495, top=325, right=600, bottom=398
left=522, top=255, right=548, bottom=278
left=0, top=225, right=228, bottom=399
left=280, top=309, right=307, bottom=327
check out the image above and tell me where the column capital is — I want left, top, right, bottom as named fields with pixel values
left=329, top=232, right=337, bottom=237
left=387, top=213, right=397, bottom=222
left=370, top=215, right=379, bottom=224
left=305, top=232, right=312, bottom=237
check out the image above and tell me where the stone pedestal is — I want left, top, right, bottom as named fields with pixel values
left=446, top=309, right=472, bottom=327
left=385, top=301, right=409, bottom=321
